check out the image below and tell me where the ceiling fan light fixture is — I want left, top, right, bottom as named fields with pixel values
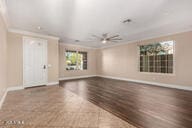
left=102, top=40, right=107, bottom=44
left=92, top=33, right=122, bottom=44
left=37, top=26, right=42, bottom=30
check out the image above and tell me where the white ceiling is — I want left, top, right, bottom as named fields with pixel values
left=5, top=0, right=192, bottom=48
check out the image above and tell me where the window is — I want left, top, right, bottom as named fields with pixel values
left=77, top=51, right=88, bottom=70
left=66, top=50, right=77, bottom=70
left=139, top=41, right=174, bottom=74
left=65, top=50, right=87, bottom=70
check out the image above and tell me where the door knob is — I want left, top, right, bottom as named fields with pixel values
left=43, top=65, right=46, bottom=69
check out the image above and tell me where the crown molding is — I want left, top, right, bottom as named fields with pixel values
left=8, top=28, right=60, bottom=40
left=100, top=28, right=192, bottom=49
left=5, top=26, right=192, bottom=50
left=59, top=43, right=99, bottom=49
left=59, top=28, right=192, bottom=50
left=1, top=0, right=192, bottom=49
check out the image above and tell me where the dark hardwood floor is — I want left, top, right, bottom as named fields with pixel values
left=60, top=77, right=192, bottom=128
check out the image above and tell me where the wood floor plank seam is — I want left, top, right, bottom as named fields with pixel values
left=60, top=77, right=192, bottom=128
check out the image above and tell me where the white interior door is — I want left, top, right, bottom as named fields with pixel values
left=23, top=37, right=48, bottom=88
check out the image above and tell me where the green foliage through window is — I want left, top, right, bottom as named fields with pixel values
left=66, top=50, right=87, bottom=70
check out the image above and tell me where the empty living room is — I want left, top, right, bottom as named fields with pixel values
left=0, top=0, right=192, bottom=128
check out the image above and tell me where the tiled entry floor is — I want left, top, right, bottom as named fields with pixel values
left=0, top=86, right=136, bottom=128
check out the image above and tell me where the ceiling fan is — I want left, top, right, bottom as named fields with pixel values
left=92, top=33, right=122, bottom=44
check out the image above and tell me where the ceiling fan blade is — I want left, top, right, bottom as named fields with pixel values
left=111, top=38, right=122, bottom=40
left=108, top=35, right=119, bottom=39
left=110, top=40, right=118, bottom=43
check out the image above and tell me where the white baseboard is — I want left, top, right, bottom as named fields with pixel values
left=47, top=81, right=59, bottom=86
left=1, top=75, right=191, bottom=109
left=97, top=75, right=192, bottom=91
left=7, top=86, right=24, bottom=91
left=59, top=75, right=192, bottom=91
left=0, top=89, right=8, bottom=109
left=59, top=75, right=97, bottom=81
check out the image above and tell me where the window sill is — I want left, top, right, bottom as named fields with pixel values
left=65, top=69, right=88, bottom=71
left=139, top=71, right=176, bottom=76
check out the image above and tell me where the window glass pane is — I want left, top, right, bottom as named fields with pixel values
left=161, top=67, right=166, bottom=73
left=65, top=50, right=77, bottom=70
left=168, top=68, right=173, bottom=73
left=139, top=41, right=174, bottom=74
left=161, top=60, right=166, bottom=67
left=140, top=67, right=144, bottom=72
left=77, top=52, right=88, bottom=70
left=149, top=67, right=153, bottom=72
left=168, top=60, right=173, bottom=67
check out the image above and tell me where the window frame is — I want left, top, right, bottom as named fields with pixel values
left=137, top=40, right=176, bottom=76
left=65, top=50, right=88, bottom=71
